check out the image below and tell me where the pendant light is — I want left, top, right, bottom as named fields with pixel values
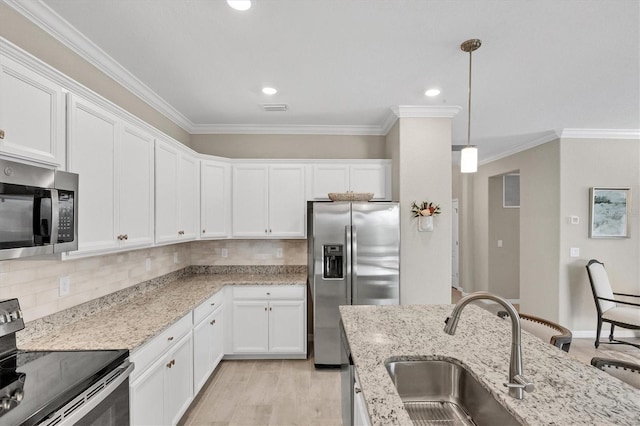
left=460, top=39, right=481, bottom=173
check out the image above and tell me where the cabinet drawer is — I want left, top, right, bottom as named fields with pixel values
left=193, top=289, right=224, bottom=324
left=130, top=313, right=192, bottom=380
left=233, top=285, right=305, bottom=300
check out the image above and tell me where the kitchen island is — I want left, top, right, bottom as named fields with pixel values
left=340, top=304, right=640, bottom=425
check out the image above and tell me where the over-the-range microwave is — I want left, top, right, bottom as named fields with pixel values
left=0, top=158, right=78, bottom=260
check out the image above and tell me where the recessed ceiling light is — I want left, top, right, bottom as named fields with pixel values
left=425, top=88, right=441, bottom=97
left=262, top=87, right=277, bottom=95
left=227, top=1, right=251, bottom=11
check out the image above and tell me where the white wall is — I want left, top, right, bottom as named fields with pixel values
left=398, top=117, right=452, bottom=304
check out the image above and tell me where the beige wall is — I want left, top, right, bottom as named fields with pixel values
left=384, top=121, right=400, bottom=201
left=469, top=141, right=561, bottom=321
left=190, top=134, right=386, bottom=159
left=463, top=137, right=639, bottom=333
left=398, top=117, right=452, bottom=304
left=559, top=138, right=640, bottom=331
left=0, top=3, right=191, bottom=146
left=0, top=240, right=306, bottom=323
left=488, top=175, right=520, bottom=299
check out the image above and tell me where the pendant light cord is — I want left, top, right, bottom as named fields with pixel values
left=467, top=48, right=473, bottom=148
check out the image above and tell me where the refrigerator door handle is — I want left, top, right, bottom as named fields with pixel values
left=345, top=225, right=352, bottom=305
left=352, top=225, right=357, bottom=304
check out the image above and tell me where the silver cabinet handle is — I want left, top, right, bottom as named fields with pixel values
left=167, top=336, right=174, bottom=341
left=166, top=359, right=175, bottom=368
left=202, top=229, right=206, bottom=233
left=0, top=129, right=5, bottom=139
left=210, top=319, right=216, bottom=325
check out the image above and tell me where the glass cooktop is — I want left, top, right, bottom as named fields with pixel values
left=0, top=348, right=128, bottom=426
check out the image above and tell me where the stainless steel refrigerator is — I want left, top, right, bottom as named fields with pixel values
left=308, top=201, right=400, bottom=367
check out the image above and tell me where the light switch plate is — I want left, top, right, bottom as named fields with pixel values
left=497, top=240, right=503, bottom=248
left=276, top=248, right=283, bottom=258
left=145, top=258, right=151, bottom=272
left=570, top=247, right=580, bottom=257
left=221, top=248, right=228, bottom=258
left=173, top=252, right=178, bottom=264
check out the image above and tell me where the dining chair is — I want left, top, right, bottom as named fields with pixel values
left=591, top=357, right=640, bottom=389
left=585, top=259, right=640, bottom=349
left=497, top=311, right=572, bottom=352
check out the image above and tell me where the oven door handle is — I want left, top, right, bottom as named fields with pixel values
left=39, top=361, right=134, bottom=426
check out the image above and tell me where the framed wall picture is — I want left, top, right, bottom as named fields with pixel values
left=589, top=187, right=631, bottom=238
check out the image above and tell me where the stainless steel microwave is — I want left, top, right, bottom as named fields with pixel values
left=0, top=159, right=78, bottom=260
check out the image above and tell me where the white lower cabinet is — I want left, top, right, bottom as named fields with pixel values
left=230, top=286, right=306, bottom=356
left=131, top=332, right=193, bottom=426
left=193, top=304, right=225, bottom=394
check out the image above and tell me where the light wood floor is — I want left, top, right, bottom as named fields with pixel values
left=180, top=291, right=638, bottom=426
left=179, top=353, right=342, bottom=426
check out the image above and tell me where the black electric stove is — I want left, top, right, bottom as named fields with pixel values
left=0, top=299, right=132, bottom=426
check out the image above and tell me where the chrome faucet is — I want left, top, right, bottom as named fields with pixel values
left=444, top=291, right=534, bottom=399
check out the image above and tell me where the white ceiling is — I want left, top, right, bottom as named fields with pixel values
left=10, top=0, right=640, bottom=162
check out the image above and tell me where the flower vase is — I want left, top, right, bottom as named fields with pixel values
left=418, top=215, right=434, bottom=232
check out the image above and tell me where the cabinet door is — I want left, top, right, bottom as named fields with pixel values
left=211, top=306, right=225, bottom=367
left=155, top=140, right=179, bottom=244
left=193, top=313, right=214, bottom=394
left=350, top=164, right=389, bottom=200
left=178, top=153, right=199, bottom=240
left=0, top=56, right=65, bottom=167
left=268, top=300, right=305, bottom=354
left=201, top=160, right=231, bottom=238
left=269, top=165, right=306, bottom=237
left=164, top=332, right=193, bottom=426
left=67, top=95, right=119, bottom=254
left=232, top=165, right=269, bottom=237
left=232, top=300, right=269, bottom=353
left=118, top=124, right=154, bottom=249
left=311, top=164, right=350, bottom=199
left=130, top=357, right=165, bottom=426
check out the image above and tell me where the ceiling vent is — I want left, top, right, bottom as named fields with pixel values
left=262, top=104, right=288, bottom=112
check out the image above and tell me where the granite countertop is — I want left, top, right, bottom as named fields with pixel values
left=340, top=304, right=640, bottom=426
left=19, top=271, right=306, bottom=352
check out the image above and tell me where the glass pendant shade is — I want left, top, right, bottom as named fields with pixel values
left=460, top=146, right=478, bottom=173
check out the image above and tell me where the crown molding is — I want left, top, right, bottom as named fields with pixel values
left=559, top=128, right=640, bottom=140
left=478, top=131, right=560, bottom=166
left=3, top=0, right=194, bottom=132
left=190, top=123, right=385, bottom=136
left=390, top=105, right=463, bottom=118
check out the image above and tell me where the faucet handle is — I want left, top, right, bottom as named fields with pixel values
left=504, top=375, right=534, bottom=393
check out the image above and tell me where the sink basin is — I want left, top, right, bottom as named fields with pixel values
left=385, top=359, right=521, bottom=426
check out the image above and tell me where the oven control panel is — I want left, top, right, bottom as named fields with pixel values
left=0, top=299, right=24, bottom=338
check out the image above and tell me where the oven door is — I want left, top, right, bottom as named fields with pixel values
left=39, top=361, right=134, bottom=426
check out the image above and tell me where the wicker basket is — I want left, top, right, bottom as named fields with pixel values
left=328, top=192, right=374, bottom=201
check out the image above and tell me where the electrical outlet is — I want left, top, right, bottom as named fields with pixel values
left=173, top=252, right=179, bottom=264
left=276, top=248, right=283, bottom=258
left=497, top=240, right=503, bottom=248
left=145, top=258, right=151, bottom=272
left=570, top=247, right=580, bottom=257
left=59, top=276, right=70, bottom=297
left=570, top=216, right=580, bottom=225
left=221, top=248, right=228, bottom=258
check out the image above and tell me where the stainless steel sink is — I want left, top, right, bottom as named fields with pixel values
left=385, top=359, right=521, bottom=426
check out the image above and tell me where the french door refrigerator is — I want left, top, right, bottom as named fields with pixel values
left=308, top=201, right=400, bottom=367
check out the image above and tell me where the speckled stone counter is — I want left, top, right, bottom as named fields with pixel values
left=18, top=266, right=306, bottom=352
left=340, top=304, right=640, bottom=426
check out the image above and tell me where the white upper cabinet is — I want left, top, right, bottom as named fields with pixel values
left=311, top=161, right=391, bottom=200
left=232, top=164, right=306, bottom=238
left=0, top=55, right=66, bottom=167
left=200, top=160, right=231, bottom=239
left=155, top=139, right=199, bottom=244
left=67, top=94, right=119, bottom=254
left=67, top=94, right=155, bottom=256
left=118, top=124, right=155, bottom=249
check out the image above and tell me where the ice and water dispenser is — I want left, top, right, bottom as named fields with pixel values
left=323, top=244, right=344, bottom=279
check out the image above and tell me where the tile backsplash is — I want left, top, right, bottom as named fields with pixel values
left=0, top=239, right=307, bottom=322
